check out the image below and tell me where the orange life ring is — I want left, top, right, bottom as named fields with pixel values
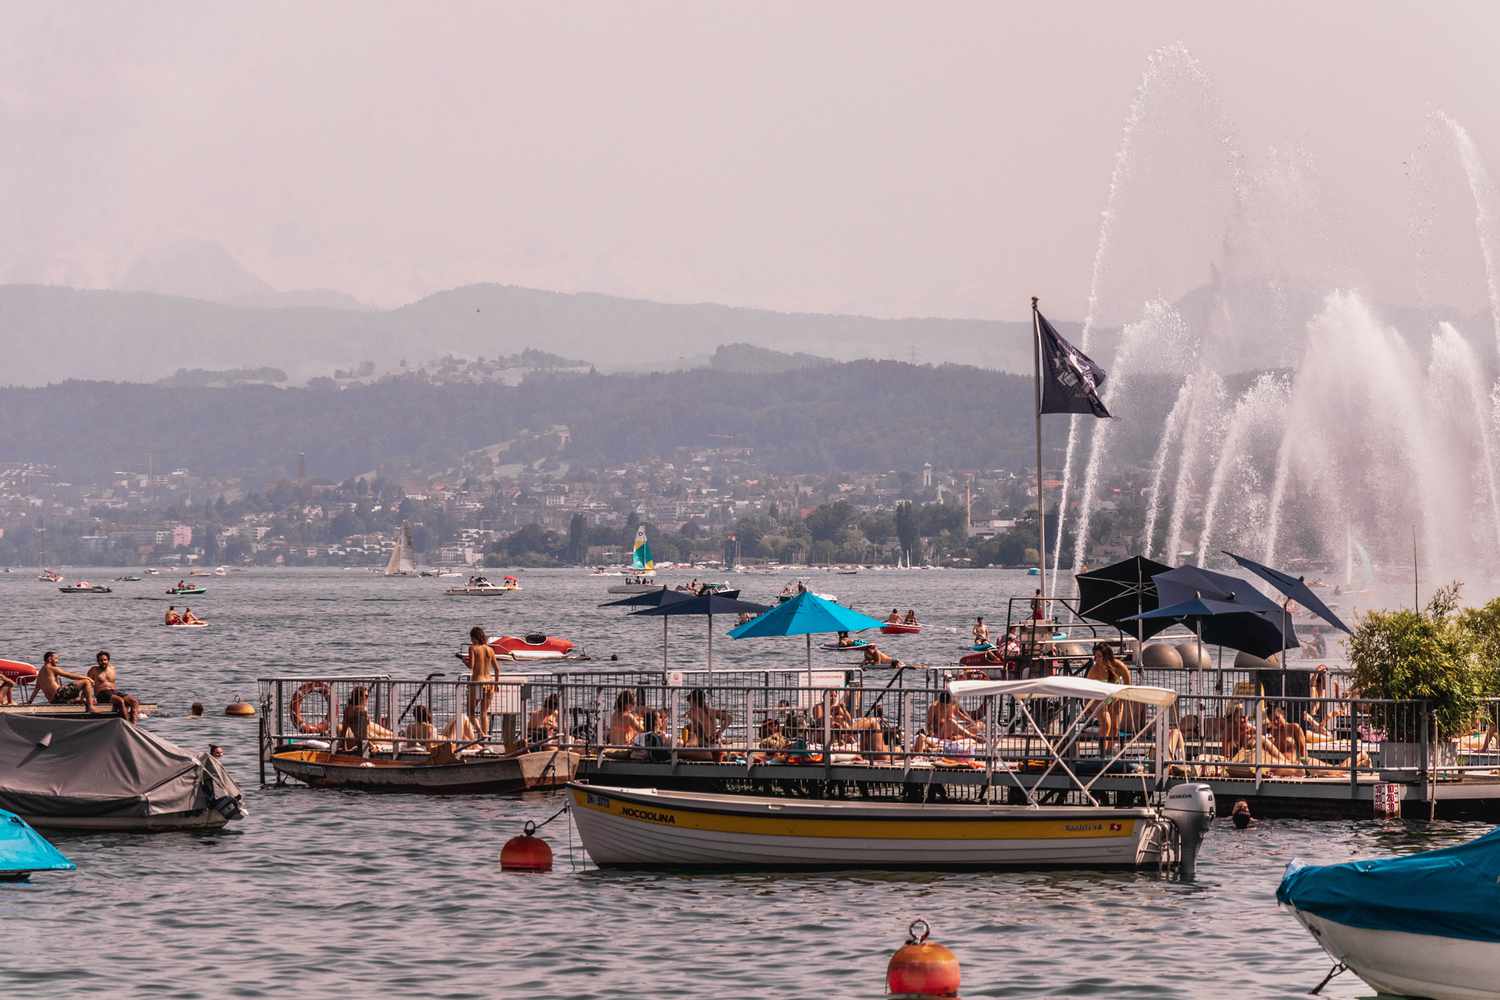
left=289, top=681, right=333, bottom=735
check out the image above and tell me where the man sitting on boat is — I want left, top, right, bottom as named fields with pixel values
left=181, top=607, right=203, bottom=625
left=28, top=651, right=99, bottom=712
left=87, top=650, right=141, bottom=723
left=921, top=690, right=984, bottom=751
left=972, top=616, right=989, bottom=645
left=164, top=606, right=182, bottom=625
left=885, top=608, right=901, bottom=624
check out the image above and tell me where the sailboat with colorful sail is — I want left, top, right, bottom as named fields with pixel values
left=384, top=522, right=417, bottom=577
left=607, top=526, right=660, bottom=594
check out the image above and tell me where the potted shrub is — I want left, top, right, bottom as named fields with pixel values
left=1346, top=583, right=1482, bottom=771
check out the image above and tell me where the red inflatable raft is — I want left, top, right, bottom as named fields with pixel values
left=491, top=634, right=575, bottom=661
left=881, top=622, right=922, bottom=636
left=0, top=659, right=39, bottom=683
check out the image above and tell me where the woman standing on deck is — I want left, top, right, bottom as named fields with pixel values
left=465, top=626, right=499, bottom=739
left=1086, top=643, right=1132, bottom=752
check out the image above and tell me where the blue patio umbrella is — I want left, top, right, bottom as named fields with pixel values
left=631, top=592, right=771, bottom=673
left=727, top=590, right=886, bottom=678
left=1152, top=565, right=1286, bottom=616
left=1125, top=595, right=1299, bottom=660
left=1222, top=550, right=1353, bottom=634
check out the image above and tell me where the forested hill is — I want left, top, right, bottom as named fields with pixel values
left=0, top=362, right=1066, bottom=483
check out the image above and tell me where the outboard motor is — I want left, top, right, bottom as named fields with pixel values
left=1163, top=783, right=1215, bottom=879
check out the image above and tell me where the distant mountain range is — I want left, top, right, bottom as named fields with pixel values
left=0, top=281, right=1074, bottom=387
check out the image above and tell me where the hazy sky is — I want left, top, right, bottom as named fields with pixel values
left=4, top=2, right=1499, bottom=321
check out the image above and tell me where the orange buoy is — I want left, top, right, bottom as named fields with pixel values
left=500, top=821, right=553, bottom=872
left=225, top=702, right=256, bottom=717
left=887, top=919, right=960, bottom=998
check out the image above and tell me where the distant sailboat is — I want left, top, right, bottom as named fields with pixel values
left=606, top=527, right=658, bottom=594
left=385, top=523, right=417, bottom=577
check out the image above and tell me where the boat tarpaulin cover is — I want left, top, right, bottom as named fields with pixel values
left=0, top=807, right=73, bottom=874
left=1277, top=826, right=1500, bottom=944
left=0, top=715, right=241, bottom=820
left=948, top=676, right=1178, bottom=707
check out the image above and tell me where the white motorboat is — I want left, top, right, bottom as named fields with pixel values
left=445, top=575, right=519, bottom=596
left=606, top=575, right=660, bottom=595
left=571, top=677, right=1215, bottom=873
left=1279, top=827, right=1500, bottom=1000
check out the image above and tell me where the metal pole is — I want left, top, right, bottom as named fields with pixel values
left=707, top=614, right=713, bottom=675
left=1032, top=296, right=1048, bottom=615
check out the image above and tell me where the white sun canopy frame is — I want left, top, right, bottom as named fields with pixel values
left=949, top=676, right=1177, bottom=707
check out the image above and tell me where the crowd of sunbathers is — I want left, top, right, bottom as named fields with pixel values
left=22, top=650, right=142, bottom=722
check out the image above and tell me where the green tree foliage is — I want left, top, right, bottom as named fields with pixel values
left=1347, top=581, right=1486, bottom=735
left=804, top=501, right=854, bottom=543
left=894, top=501, right=917, bottom=564
left=565, top=512, right=588, bottom=565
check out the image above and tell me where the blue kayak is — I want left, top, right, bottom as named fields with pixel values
left=0, top=808, right=74, bottom=880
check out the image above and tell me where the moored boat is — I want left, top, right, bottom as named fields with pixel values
left=0, top=715, right=244, bottom=832
left=445, top=575, right=512, bottom=596
left=37, top=569, right=62, bottom=583
left=270, top=746, right=579, bottom=794
left=568, top=781, right=1213, bottom=870
left=166, top=585, right=206, bottom=596
left=1278, top=828, right=1500, bottom=1000
left=59, top=581, right=111, bottom=594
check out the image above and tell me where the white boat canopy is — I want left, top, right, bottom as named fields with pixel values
left=948, top=676, right=1177, bottom=707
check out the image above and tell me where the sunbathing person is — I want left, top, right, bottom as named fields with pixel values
left=164, top=606, right=182, bottom=625
left=850, top=704, right=894, bottom=762
left=812, top=689, right=854, bottom=734
left=684, top=689, right=731, bottom=747
left=337, top=686, right=394, bottom=753
left=29, top=651, right=99, bottom=712
left=400, top=704, right=438, bottom=751
left=526, top=694, right=560, bottom=747
left=1268, top=705, right=1307, bottom=760
left=87, top=650, right=140, bottom=723
left=181, top=607, right=203, bottom=625
left=0, top=673, right=12, bottom=706
left=607, top=690, right=646, bottom=745
left=836, top=630, right=854, bottom=648
left=926, top=691, right=984, bottom=744
left=862, top=644, right=901, bottom=668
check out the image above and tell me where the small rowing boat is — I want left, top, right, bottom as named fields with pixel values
left=491, top=633, right=576, bottom=661
left=270, top=746, right=579, bottom=794
left=881, top=621, right=922, bottom=635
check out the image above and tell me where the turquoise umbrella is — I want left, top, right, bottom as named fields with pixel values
left=0, top=808, right=74, bottom=880
left=727, top=590, right=885, bottom=679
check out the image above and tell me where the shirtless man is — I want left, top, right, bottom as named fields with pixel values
left=181, top=607, right=202, bottom=625
left=88, top=650, right=141, bottom=722
left=607, top=690, right=645, bottom=745
left=164, top=605, right=182, bottom=625
left=925, top=691, right=983, bottom=745
left=29, top=651, right=99, bottom=712
left=464, top=626, right=499, bottom=737
left=972, top=616, right=990, bottom=645
left=886, top=608, right=901, bottom=624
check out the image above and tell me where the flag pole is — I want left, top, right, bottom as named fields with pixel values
left=1032, top=296, right=1048, bottom=619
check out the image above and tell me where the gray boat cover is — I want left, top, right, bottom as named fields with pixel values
left=0, top=715, right=243, bottom=821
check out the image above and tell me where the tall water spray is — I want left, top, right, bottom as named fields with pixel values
left=1068, top=302, right=1191, bottom=572
left=1195, top=374, right=1289, bottom=565
left=1438, top=112, right=1500, bottom=354
left=1142, top=380, right=1193, bottom=559
left=1050, top=43, right=1220, bottom=586
left=1162, top=369, right=1226, bottom=563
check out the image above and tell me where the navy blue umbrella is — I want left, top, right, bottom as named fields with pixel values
left=631, top=592, right=771, bottom=672
left=1152, top=565, right=1285, bottom=616
left=1222, top=550, right=1353, bottom=634
left=1126, top=595, right=1298, bottom=660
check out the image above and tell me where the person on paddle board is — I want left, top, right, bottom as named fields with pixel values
left=164, top=606, right=181, bottom=625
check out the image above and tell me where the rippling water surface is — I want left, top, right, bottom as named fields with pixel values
left=0, top=567, right=1484, bottom=998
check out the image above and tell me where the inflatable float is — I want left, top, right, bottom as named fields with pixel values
left=491, top=634, right=576, bottom=661
left=0, top=660, right=38, bottom=684
left=881, top=622, right=922, bottom=636
left=820, top=639, right=872, bottom=652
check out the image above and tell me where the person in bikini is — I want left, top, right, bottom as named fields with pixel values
left=972, top=616, right=990, bottom=645
left=607, top=689, right=645, bottom=746
left=87, top=650, right=140, bottom=723
left=28, top=651, right=99, bottom=711
left=463, top=625, right=499, bottom=738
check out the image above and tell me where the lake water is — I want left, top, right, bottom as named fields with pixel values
left=0, top=567, right=1484, bottom=999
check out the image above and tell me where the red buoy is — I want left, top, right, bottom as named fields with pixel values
left=500, top=821, right=553, bottom=872
left=887, top=919, right=960, bottom=998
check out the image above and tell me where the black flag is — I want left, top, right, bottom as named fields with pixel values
left=1036, top=309, right=1110, bottom=417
